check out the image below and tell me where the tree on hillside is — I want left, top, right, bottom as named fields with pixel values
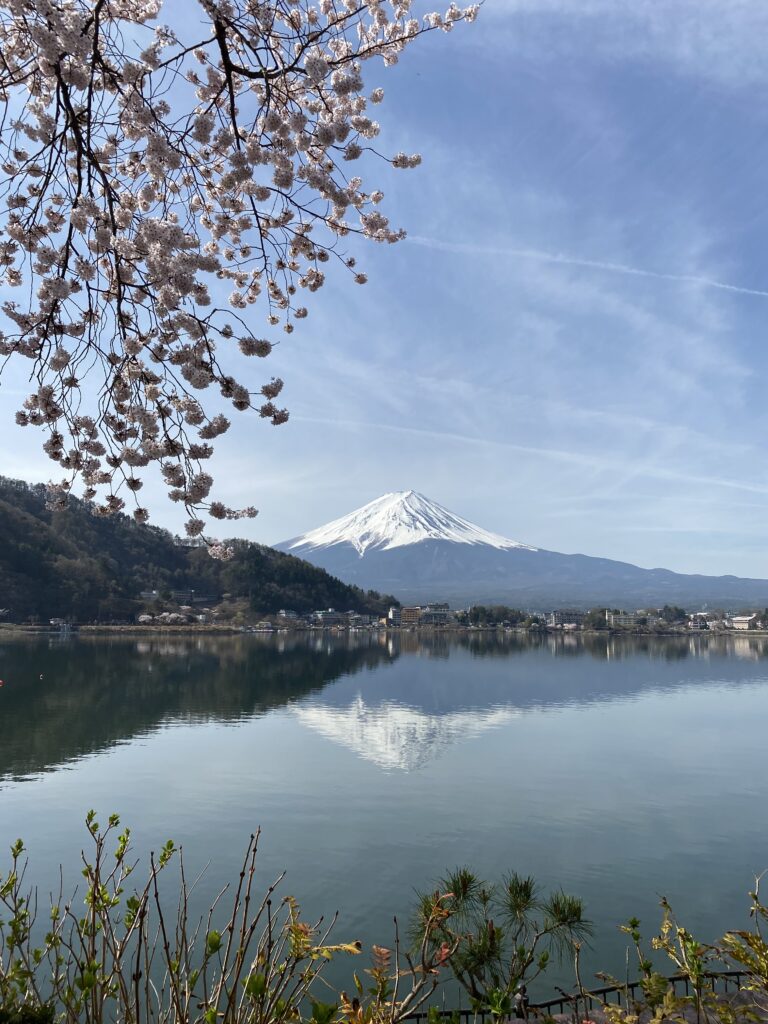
left=0, top=474, right=396, bottom=620
left=0, top=0, right=477, bottom=551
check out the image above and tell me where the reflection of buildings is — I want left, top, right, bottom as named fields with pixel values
left=293, top=697, right=519, bottom=771
left=397, top=632, right=421, bottom=655
left=732, top=635, right=763, bottom=661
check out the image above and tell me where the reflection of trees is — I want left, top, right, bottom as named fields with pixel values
left=0, top=634, right=396, bottom=780
left=454, top=633, right=550, bottom=658
left=4, top=629, right=768, bottom=782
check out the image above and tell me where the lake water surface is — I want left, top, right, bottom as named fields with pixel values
left=1, top=631, right=767, bottom=998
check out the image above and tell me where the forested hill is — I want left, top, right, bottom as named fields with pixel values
left=0, top=477, right=397, bottom=622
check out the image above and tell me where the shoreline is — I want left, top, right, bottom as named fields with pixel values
left=3, top=623, right=768, bottom=639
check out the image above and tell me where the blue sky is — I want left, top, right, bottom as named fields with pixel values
left=5, top=0, right=768, bottom=576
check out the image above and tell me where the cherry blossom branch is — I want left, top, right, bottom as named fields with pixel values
left=0, top=0, right=477, bottom=551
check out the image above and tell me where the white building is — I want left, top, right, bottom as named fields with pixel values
left=731, top=615, right=757, bottom=631
left=387, top=606, right=401, bottom=626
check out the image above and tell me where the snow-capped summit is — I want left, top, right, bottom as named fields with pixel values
left=281, top=490, right=536, bottom=556
left=293, top=696, right=520, bottom=771
left=275, top=491, right=768, bottom=608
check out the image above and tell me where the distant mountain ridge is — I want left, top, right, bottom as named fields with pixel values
left=276, top=490, right=768, bottom=608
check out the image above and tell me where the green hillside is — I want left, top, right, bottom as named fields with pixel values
left=0, top=477, right=398, bottom=622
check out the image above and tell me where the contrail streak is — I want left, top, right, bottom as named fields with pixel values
left=293, top=415, right=768, bottom=497
left=407, top=235, right=768, bottom=299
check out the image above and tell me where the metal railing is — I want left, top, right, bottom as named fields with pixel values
left=401, top=970, right=748, bottom=1022
left=532, top=970, right=747, bottom=1015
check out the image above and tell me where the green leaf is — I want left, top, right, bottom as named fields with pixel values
left=244, top=973, right=267, bottom=999
left=310, top=999, right=338, bottom=1024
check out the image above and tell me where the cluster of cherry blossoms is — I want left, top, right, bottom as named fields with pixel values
left=0, top=0, right=477, bottom=550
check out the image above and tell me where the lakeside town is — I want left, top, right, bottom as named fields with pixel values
left=11, top=600, right=768, bottom=635
left=180, top=603, right=768, bottom=633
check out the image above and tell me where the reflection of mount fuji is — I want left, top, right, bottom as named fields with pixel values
left=5, top=631, right=768, bottom=780
left=294, top=697, right=520, bottom=771
left=291, top=631, right=768, bottom=771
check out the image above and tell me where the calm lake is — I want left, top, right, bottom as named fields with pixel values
left=1, top=630, right=767, bottom=999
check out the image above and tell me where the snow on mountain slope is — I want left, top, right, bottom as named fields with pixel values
left=293, top=696, right=520, bottom=771
left=276, top=491, right=768, bottom=607
left=282, top=490, right=536, bottom=556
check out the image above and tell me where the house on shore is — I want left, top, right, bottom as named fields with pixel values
left=731, top=614, right=757, bottom=631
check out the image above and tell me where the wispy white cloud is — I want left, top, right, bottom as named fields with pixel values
left=292, top=415, right=768, bottom=499
left=407, top=235, right=768, bottom=300
left=481, top=0, right=768, bottom=86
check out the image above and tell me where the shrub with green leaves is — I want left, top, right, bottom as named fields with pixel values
left=0, top=815, right=455, bottom=1024
left=412, top=867, right=591, bottom=1013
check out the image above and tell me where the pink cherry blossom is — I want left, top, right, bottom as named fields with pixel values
left=0, top=0, right=477, bottom=551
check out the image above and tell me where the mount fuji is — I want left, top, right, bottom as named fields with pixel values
left=275, top=491, right=768, bottom=608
